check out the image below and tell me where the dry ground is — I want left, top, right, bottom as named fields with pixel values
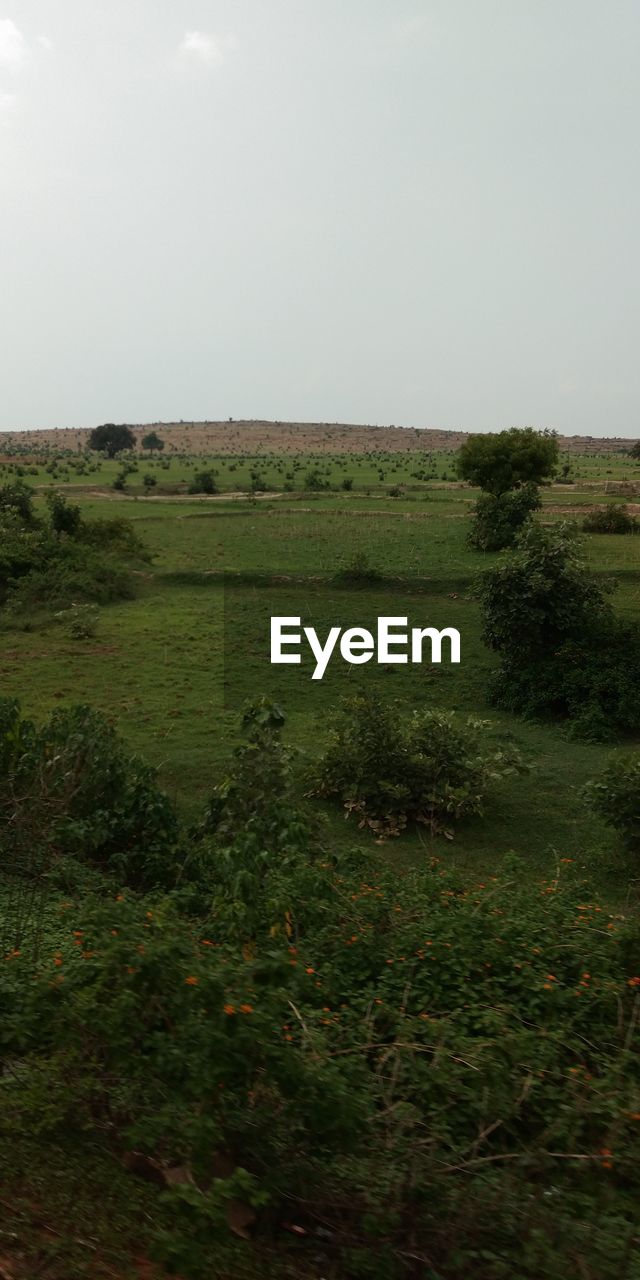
left=0, top=419, right=636, bottom=456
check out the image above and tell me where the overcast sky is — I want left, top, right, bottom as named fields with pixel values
left=1, top=1, right=639, bottom=436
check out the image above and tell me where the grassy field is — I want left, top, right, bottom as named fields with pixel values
left=1, top=440, right=639, bottom=1277
left=2, top=453, right=638, bottom=900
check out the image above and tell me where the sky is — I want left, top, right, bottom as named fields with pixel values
left=1, top=1, right=639, bottom=436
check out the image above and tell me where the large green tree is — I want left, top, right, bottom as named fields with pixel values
left=88, top=423, right=135, bottom=458
left=456, top=428, right=558, bottom=496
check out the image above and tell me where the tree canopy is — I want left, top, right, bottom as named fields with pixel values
left=456, top=428, right=558, bottom=495
left=141, top=431, right=164, bottom=453
left=88, top=423, right=136, bottom=457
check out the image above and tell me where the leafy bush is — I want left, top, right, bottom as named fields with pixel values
left=468, top=481, right=541, bottom=550
left=456, top=427, right=558, bottom=495
left=188, top=470, right=218, bottom=495
left=310, top=692, right=522, bottom=837
left=0, top=700, right=180, bottom=887
left=0, top=493, right=146, bottom=614
left=3, top=853, right=640, bottom=1279
left=0, top=480, right=35, bottom=524
left=46, top=490, right=82, bottom=537
left=583, top=504, right=638, bottom=535
left=583, top=753, right=640, bottom=848
left=479, top=523, right=640, bottom=738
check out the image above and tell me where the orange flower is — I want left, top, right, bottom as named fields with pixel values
left=627, top=977, right=640, bottom=987
left=184, top=976, right=199, bottom=986
left=53, top=952, right=63, bottom=967
left=239, top=1003, right=254, bottom=1014
left=305, top=967, right=315, bottom=975
left=224, top=1003, right=236, bottom=1015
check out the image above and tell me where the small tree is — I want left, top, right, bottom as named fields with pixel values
left=46, top=490, right=82, bottom=538
left=141, top=431, right=165, bottom=453
left=629, top=440, right=640, bottom=460
left=89, top=424, right=135, bottom=458
left=457, top=428, right=558, bottom=496
left=458, top=428, right=558, bottom=550
left=479, top=523, right=640, bottom=738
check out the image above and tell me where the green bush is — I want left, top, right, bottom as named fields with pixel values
left=583, top=753, right=640, bottom=848
left=583, top=504, right=638, bottom=535
left=479, top=523, right=640, bottom=738
left=310, top=692, right=522, bottom=837
left=468, top=481, right=540, bottom=551
left=3, top=853, right=640, bottom=1279
left=0, top=700, right=180, bottom=887
left=188, top=470, right=218, bottom=495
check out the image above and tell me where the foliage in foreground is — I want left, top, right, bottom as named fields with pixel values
left=583, top=753, right=640, bottom=850
left=2, top=854, right=640, bottom=1279
left=1, top=698, right=640, bottom=1277
left=479, top=522, right=640, bottom=740
left=310, top=692, right=522, bottom=837
left=0, top=699, right=180, bottom=888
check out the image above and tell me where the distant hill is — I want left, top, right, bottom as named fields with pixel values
left=0, top=419, right=636, bottom=456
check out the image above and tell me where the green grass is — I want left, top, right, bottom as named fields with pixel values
left=2, top=481, right=638, bottom=901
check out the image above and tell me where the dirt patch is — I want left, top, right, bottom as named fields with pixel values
left=1, top=420, right=637, bottom=457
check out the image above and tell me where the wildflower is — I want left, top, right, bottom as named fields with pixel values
left=184, top=976, right=199, bottom=986
left=305, top=967, right=315, bottom=975
left=628, top=977, right=640, bottom=987
left=240, top=1003, right=254, bottom=1014
left=224, top=1003, right=236, bottom=1015
left=53, top=952, right=63, bottom=967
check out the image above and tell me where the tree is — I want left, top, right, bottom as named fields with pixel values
left=629, top=440, right=640, bottom=460
left=478, top=522, right=640, bottom=738
left=141, top=431, right=164, bottom=453
left=89, top=424, right=135, bottom=458
left=456, top=428, right=558, bottom=496
left=46, top=490, right=82, bottom=538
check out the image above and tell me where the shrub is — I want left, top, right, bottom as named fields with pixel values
left=583, top=504, right=638, bottom=535
left=468, top=481, right=541, bottom=550
left=3, top=854, right=640, bottom=1279
left=332, top=551, right=383, bottom=587
left=0, top=480, right=35, bottom=524
left=479, top=523, right=640, bottom=739
left=46, top=490, right=82, bottom=538
left=310, top=692, right=522, bottom=837
left=5, top=543, right=137, bottom=612
left=304, top=468, right=329, bottom=491
left=197, top=697, right=314, bottom=938
left=583, top=753, right=640, bottom=848
left=0, top=700, right=180, bottom=887
left=188, top=471, right=218, bottom=495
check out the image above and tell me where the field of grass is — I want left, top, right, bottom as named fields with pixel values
left=2, top=458, right=638, bottom=898
left=1, top=441, right=639, bottom=1278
